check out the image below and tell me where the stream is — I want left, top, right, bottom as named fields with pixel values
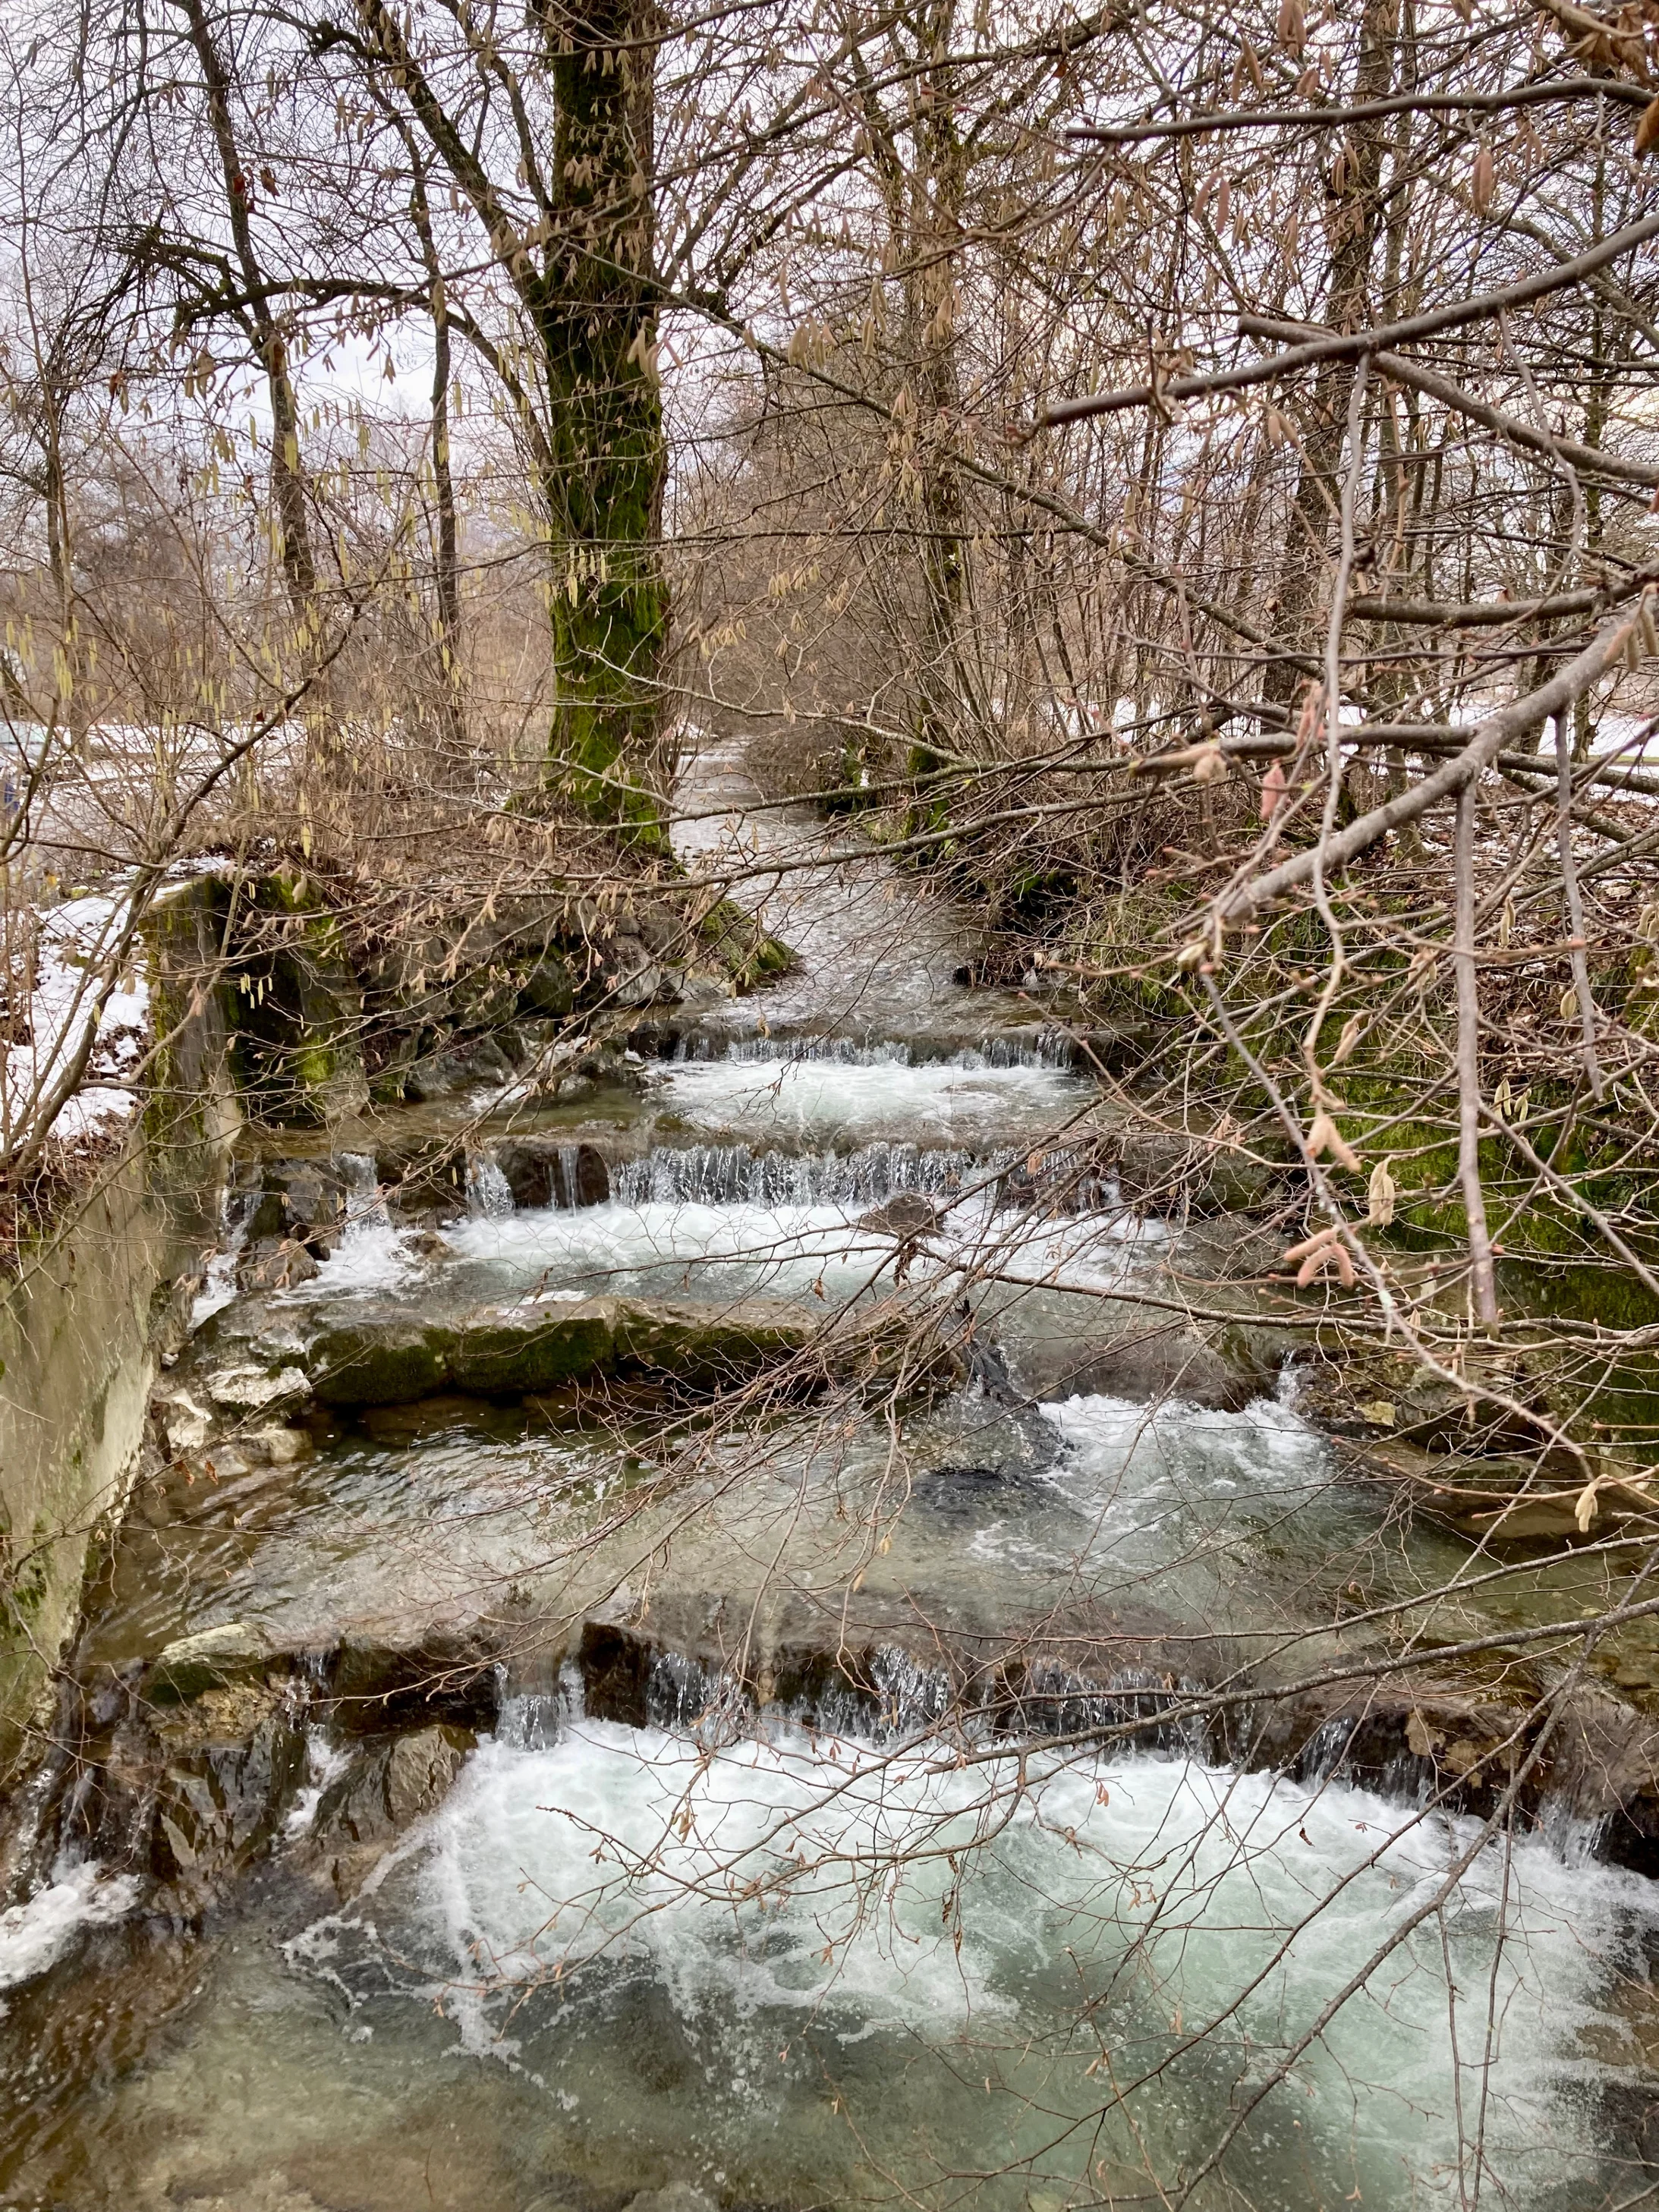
left=3, top=739, right=1659, bottom=2211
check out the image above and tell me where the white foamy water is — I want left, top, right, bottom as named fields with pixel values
left=189, top=1243, right=243, bottom=1330
left=299, top=1719, right=1658, bottom=2210
left=0, top=1861, right=140, bottom=1996
left=651, top=1046, right=1089, bottom=1149
left=441, top=1189, right=1159, bottom=1305
left=282, top=1151, right=424, bottom=1301
left=1044, top=1386, right=1332, bottom=1524
left=282, top=1729, right=357, bottom=1839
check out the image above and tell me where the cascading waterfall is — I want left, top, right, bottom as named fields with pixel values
left=671, top=1031, right=1077, bottom=1069
left=464, top=1151, right=515, bottom=1219
left=335, top=1150, right=391, bottom=1241
left=11, top=759, right=1659, bottom=2212
left=612, top=1139, right=981, bottom=1210
left=608, top=1140, right=1114, bottom=1214
left=464, top=1136, right=1119, bottom=1218
left=189, top=1180, right=254, bottom=1325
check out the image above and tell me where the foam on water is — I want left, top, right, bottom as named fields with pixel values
left=289, top=1151, right=422, bottom=1300
left=0, top=1861, right=140, bottom=1997
left=442, top=1190, right=1158, bottom=1304
left=650, top=1046, right=1089, bottom=1147
left=1044, top=1387, right=1332, bottom=1518
left=1003, top=1389, right=1366, bottom=1620
left=298, top=1718, right=1659, bottom=2209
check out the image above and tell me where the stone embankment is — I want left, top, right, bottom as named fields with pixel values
left=0, top=879, right=235, bottom=1783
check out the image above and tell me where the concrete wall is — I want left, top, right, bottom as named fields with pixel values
left=0, top=877, right=235, bottom=1783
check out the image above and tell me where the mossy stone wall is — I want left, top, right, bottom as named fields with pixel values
left=0, top=876, right=235, bottom=1785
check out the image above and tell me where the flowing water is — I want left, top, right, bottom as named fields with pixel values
left=4, top=742, right=1659, bottom=2211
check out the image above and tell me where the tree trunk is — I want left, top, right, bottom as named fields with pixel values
left=407, top=151, right=464, bottom=751
left=538, top=0, right=667, bottom=830
left=851, top=7, right=969, bottom=787
left=179, top=0, right=316, bottom=613
left=1264, top=0, right=1397, bottom=711
left=908, top=5, right=968, bottom=774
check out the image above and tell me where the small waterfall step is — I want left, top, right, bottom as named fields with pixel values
left=659, top=1027, right=1078, bottom=1068
left=469, top=1134, right=1116, bottom=1217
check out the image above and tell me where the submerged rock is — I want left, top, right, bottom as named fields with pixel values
left=1006, top=1301, right=1275, bottom=1411
left=1336, top=1433, right=1659, bottom=1540
left=858, top=1192, right=945, bottom=1238
left=622, top=2188, right=719, bottom=2212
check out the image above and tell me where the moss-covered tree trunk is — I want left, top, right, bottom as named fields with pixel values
left=539, top=0, right=667, bottom=831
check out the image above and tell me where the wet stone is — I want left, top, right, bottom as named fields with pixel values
left=304, top=1313, right=457, bottom=1406
left=149, top=1710, right=308, bottom=1886
left=236, top=1237, right=319, bottom=1294
left=313, top=1723, right=474, bottom=1852
left=146, top=1622, right=272, bottom=1704
left=912, top=1461, right=1050, bottom=1519
left=493, top=1137, right=610, bottom=1210
left=622, top=2189, right=719, bottom=2212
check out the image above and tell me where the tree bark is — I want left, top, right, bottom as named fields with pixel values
left=537, top=0, right=667, bottom=829
left=1454, top=779, right=1500, bottom=1324
left=1264, top=0, right=1397, bottom=710
left=179, top=0, right=316, bottom=612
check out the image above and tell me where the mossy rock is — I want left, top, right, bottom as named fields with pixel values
left=1336, top=1433, right=1659, bottom=1542
left=306, top=1315, right=458, bottom=1406
left=518, top=952, right=576, bottom=1018
left=449, top=1302, right=620, bottom=1395
left=614, top=1298, right=813, bottom=1386
left=698, top=898, right=794, bottom=991
left=228, top=871, right=369, bottom=1124
left=1295, top=1345, right=1551, bottom=1455
left=290, top=1292, right=879, bottom=1409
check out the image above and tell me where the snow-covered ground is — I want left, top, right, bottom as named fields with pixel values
left=2, top=892, right=150, bottom=1152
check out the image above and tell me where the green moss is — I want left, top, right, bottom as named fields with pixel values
left=449, top=1308, right=619, bottom=1395
left=308, top=1319, right=456, bottom=1407
left=294, top=1042, right=338, bottom=1091
left=226, top=872, right=367, bottom=1124
left=1509, top=1262, right=1659, bottom=1333
left=537, top=0, right=668, bottom=839
left=699, top=898, right=795, bottom=991
left=823, top=743, right=880, bottom=814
